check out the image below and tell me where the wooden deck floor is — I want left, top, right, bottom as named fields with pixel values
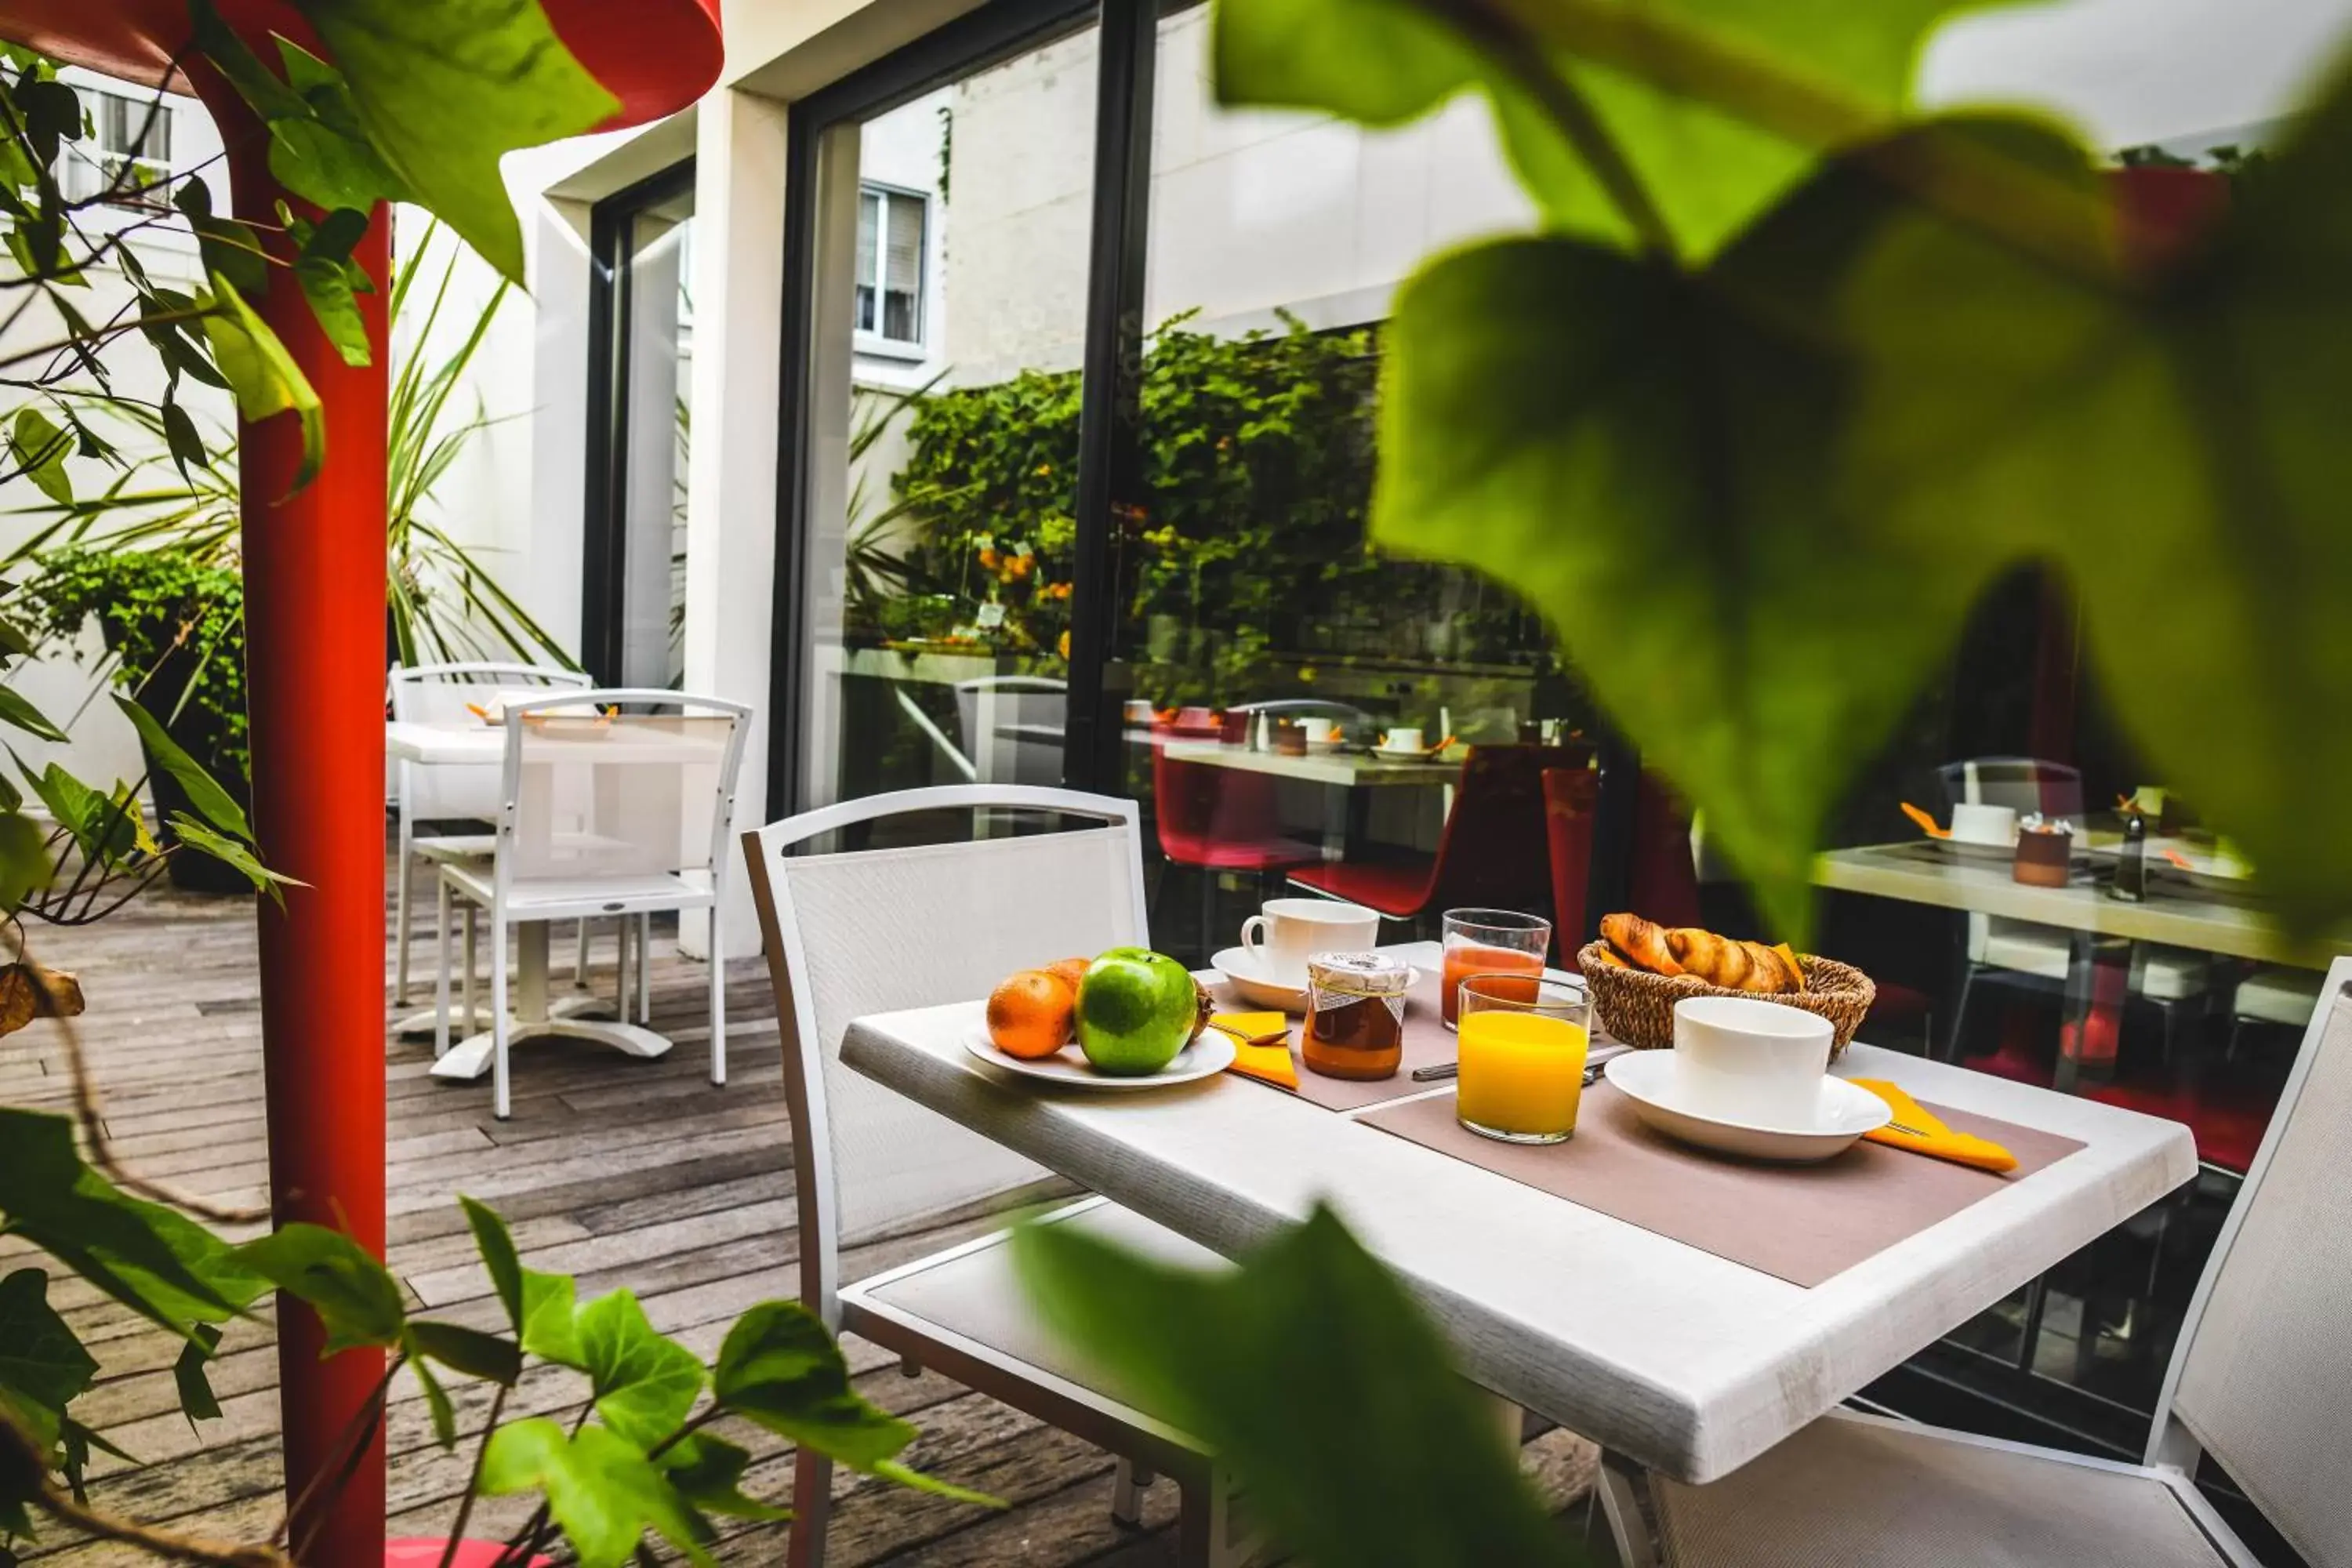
left=5, top=852, right=1597, bottom=1563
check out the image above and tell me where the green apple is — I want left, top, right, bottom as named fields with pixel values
left=1074, top=947, right=1200, bottom=1075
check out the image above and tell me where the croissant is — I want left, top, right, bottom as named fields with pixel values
left=1599, top=913, right=1682, bottom=976
left=1585, top=946, right=1631, bottom=970
left=1665, top=929, right=1802, bottom=994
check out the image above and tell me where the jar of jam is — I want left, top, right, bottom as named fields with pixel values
left=1301, top=952, right=1412, bottom=1080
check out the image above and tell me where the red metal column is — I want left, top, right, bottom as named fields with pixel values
left=194, top=72, right=390, bottom=1564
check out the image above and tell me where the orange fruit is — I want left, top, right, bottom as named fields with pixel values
left=1045, top=956, right=1091, bottom=996
left=988, top=969, right=1076, bottom=1059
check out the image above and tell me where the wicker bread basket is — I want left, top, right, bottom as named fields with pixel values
left=1578, top=942, right=1875, bottom=1058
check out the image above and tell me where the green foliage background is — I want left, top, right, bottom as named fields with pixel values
left=883, top=312, right=1552, bottom=706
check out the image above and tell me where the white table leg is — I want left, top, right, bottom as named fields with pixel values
left=428, top=916, right=675, bottom=1082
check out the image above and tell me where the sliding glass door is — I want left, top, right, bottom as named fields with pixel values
left=584, top=164, right=696, bottom=689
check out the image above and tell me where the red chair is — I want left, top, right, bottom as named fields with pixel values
left=1149, top=739, right=1323, bottom=945
left=1542, top=768, right=1704, bottom=966
left=1288, top=745, right=1585, bottom=920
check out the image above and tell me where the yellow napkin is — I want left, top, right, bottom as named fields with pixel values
left=1210, top=1011, right=1296, bottom=1090
left=1851, top=1080, right=2016, bottom=1174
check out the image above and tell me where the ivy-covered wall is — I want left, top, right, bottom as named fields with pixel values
left=860, top=313, right=1557, bottom=709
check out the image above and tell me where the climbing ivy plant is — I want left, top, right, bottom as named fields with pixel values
left=0, top=4, right=988, bottom=1564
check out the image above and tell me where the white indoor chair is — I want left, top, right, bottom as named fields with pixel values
left=952, top=674, right=1068, bottom=786
left=434, top=689, right=750, bottom=1118
left=1637, top=959, right=2352, bottom=1568
left=1940, top=757, right=2209, bottom=1060
left=388, top=661, right=596, bottom=1015
left=742, top=785, right=1250, bottom=1568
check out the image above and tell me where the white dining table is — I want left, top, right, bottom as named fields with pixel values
left=385, top=719, right=688, bottom=1080
left=839, top=940, right=2195, bottom=1501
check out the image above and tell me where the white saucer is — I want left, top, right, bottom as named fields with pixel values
left=1210, top=948, right=1309, bottom=1011
left=1371, top=746, right=1431, bottom=760
left=1210, top=948, right=1420, bottom=1014
left=966, top=1027, right=1236, bottom=1091
left=1604, top=1052, right=1891, bottom=1163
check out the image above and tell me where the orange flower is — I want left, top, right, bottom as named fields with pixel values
left=978, top=546, right=1001, bottom=570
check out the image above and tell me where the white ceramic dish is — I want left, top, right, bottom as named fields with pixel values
left=1605, top=1052, right=1891, bottom=1164
left=1211, top=947, right=1418, bottom=1013
left=1371, top=746, right=1432, bottom=761
left=965, top=1027, right=1236, bottom=1091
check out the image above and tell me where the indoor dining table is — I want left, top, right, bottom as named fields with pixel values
left=839, top=938, right=2195, bottom=1558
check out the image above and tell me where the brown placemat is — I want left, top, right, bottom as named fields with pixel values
left=1357, top=1084, right=2086, bottom=1287
left=1210, top=966, right=1478, bottom=1112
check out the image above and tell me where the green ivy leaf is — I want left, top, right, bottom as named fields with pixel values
left=0, top=1109, right=263, bottom=1338
left=159, top=401, right=207, bottom=485
left=480, top=1418, right=717, bottom=1568
left=288, top=206, right=375, bottom=368
left=0, top=684, right=63, bottom=745
left=8, top=410, right=71, bottom=506
left=660, top=1433, right=792, bottom=1522
left=1014, top=1204, right=1572, bottom=1568
left=170, top=183, right=269, bottom=299
left=234, top=1224, right=405, bottom=1353
left=461, top=1195, right=579, bottom=1364
left=712, top=1301, right=936, bottom=1480
left=0, top=1270, right=96, bottom=1451
left=296, top=0, right=622, bottom=283
left=1213, top=0, right=1976, bottom=257
left=574, top=1290, right=706, bottom=1450
left=1371, top=118, right=2101, bottom=936
left=412, top=1356, right=458, bottom=1451
left=114, top=695, right=248, bottom=840
left=0, top=812, right=49, bottom=913
left=405, top=1319, right=521, bottom=1386
left=165, top=816, right=293, bottom=903
left=172, top=1323, right=225, bottom=1424
left=198, top=271, right=325, bottom=492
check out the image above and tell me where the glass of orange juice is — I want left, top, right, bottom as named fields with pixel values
left=1440, top=909, right=1551, bottom=1029
left=1455, top=975, right=1589, bottom=1144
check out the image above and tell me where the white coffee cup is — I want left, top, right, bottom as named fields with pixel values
left=1380, top=726, right=1423, bottom=753
left=1240, top=898, right=1381, bottom=986
left=1949, top=802, right=2018, bottom=848
left=1670, top=996, right=1833, bottom=1127
left=1298, top=717, right=1338, bottom=746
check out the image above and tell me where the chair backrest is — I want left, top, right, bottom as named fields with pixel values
left=1544, top=768, right=1704, bottom=964
left=495, top=689, right=750, bottom=904
left=952, top=676, right=1067, bottom=786
left=2153, top=959, right=2352, bottom=1563
left=390, top=662, right=593, bottom=824
left=1939, top=757, right=2085, bottom=821
left=1149, top=741, right=1288, bottom=867
left=741, top=785, right=1152, bottom=1318
left=1422, top=743, right=1591, bottom=916
left=1940, top=757, right=2084, bottom=960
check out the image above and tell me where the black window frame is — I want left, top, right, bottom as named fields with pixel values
left=763, top=0, right=1637, bottom=939
left=582, top=158, right=699, bottom=688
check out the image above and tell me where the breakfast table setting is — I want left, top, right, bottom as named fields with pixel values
left=837, top=896, right=2198, bottom=1560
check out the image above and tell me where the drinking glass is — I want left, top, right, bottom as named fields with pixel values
left=1440, top=908, right=1551, bottom=1029
left=1455, top=975, right=1589, bottom=1144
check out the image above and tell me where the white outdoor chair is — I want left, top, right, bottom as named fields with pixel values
left=1637, top=958, right=2352, bottom=1568
left=388, top=662, right=597, bottom=1014
left=434, top=689, right=750, bottom=1119
left=742, top=785, right=1249, bottom=1568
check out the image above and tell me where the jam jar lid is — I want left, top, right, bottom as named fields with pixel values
left=1306, top=950, right=1413, bottom=995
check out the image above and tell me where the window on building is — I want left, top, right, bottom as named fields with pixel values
left=855, top=183, right=927, bottom=349
left=56, top=89, right=172, bottom=210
